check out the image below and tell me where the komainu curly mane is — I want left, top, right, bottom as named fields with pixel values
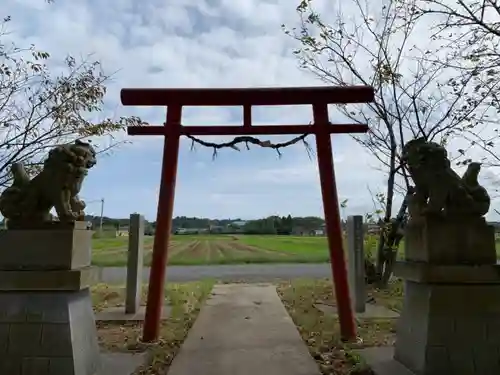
left=402, top=137, right=489, bottom=218
left=0, top=140, right=96, bottom=228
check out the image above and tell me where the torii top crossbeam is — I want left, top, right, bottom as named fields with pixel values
left=122, top=86, right=373, bottom=136
left=121, top=85, right=374, bottom=106
left=121, top=85, right=374, bottom=344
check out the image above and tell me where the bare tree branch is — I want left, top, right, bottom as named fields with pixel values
left=407, top=0, right=500, bottom=167
left=284, top=0, right=494, bottom=285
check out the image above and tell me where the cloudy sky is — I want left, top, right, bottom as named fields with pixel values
left=3, top=0, right=498, bottom=221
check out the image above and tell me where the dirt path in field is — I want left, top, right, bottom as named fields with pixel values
left=96, top=242, right=154, bottom=255
left=142, top=242, right=177, bottom=264
left=230, top=242, right=292, bottom=257
left=205, top=240, right=223, bottom=262
left=215, top=241, right=237, bottom=260
left=168, top=241, right=196, bottom=257
left=215, top=236, right=293, bottom=256
left=186, top=240, right=206, bottom=259
left=212, top=241, right=278, bottom=259
left=218, top=242, right=256, bottom=258
left=170, top=240, right=207, bottom=259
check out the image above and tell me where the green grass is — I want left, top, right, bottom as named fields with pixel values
left=92, top=236, right=154, bottom=250
left=92, top=280, right=215, bottom=373
left=277, top=278, right=402, bottom=374
left=237, top=235, right=330, bottom=263
left=238, top=235, right=328, bottom=253
left=90, top=234, right=500, bottom=267
left=91, top=234, right=334, bottom=267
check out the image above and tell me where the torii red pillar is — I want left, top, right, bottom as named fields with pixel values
left=120, top=86, right=375, bottom=343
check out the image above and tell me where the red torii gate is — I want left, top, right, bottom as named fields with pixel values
left=121, top=85, right=374, bottom=343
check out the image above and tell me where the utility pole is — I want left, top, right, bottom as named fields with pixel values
left=99, top=198, right=104, bottom=235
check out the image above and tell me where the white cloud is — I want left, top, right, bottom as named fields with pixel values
left=2, top=0, right=499, bottom=221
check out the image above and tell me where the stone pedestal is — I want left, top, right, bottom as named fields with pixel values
left=393, top=263, right=500, bottom=375
left=0, top=221, right=92, bottom=270
left=0, top=222, right=101, bottom=375
left=404, top=215, right=496, bottom=265
left=362, top=216, right=500, bottom=375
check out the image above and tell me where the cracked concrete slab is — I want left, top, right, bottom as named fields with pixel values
left=99, top=352, right=147, bottom=375
left=167, top=284, right=321, bottom=375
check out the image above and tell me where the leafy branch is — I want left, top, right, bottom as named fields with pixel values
left=0, top=15, right=145, bottom=187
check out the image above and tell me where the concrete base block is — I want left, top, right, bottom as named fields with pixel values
left=314, top=302, right=400, bottom=319
left=394, top=262, right=500, bottom=284
left=0, top=288, right=101, bottom=375
left=356, top=346, right=416, bottom=375
left=394, top=281, right=500, bottom=375
left=0, top=267, right=96, bottom=291
left=404, top=216, right=496, bottom=264
left=96, top=305, right=171, bottom=322
left=0, top=221, right=92, bottom=270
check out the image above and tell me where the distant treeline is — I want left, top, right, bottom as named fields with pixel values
left=243, top=215, right=325, bottom=235
left=3, top=214, right=499, bottom=236
left=169, top=215, right=327, bottom=235
left=83, top=215, right=328, bottom=235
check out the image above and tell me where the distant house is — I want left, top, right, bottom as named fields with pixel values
left=116, top=226, right=129, bottom=236
left=228, top=220, right=247, bottom=233
left=208, top=221, right=248, bottom=234
left=231, top=220, right=247, bottom=227
left=174, top=228, right=208, bottom=235
left=310, top=223, right=326, bottom=236
left=175, top=221, right=247, bottom=235
left=209, top=225, right=225, bottom=234
left=291, top=226, right=307, bottom=236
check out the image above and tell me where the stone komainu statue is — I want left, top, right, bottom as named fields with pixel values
left=402, top=137, right=490, bottom=218
left=0, top=140, right=96, bottom=228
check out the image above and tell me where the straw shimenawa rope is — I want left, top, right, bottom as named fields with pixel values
left=186, top=134, right=313, bottom=159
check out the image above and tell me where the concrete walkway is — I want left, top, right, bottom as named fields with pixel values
left=99, top=352, right=147, bottom=374
left=167, top=284, right=321, bottom=375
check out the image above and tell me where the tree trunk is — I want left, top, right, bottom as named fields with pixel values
left=376, top=189, right=412, bottom=288
left=375, top=162, right=397, bottom=286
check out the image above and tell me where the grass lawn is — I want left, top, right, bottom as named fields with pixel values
left=277, top=278, right=403, bottom=375
left=92, top=280, right=214, bottom=373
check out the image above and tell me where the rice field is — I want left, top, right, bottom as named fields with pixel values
left=91, top=234, right=331, bottom=266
